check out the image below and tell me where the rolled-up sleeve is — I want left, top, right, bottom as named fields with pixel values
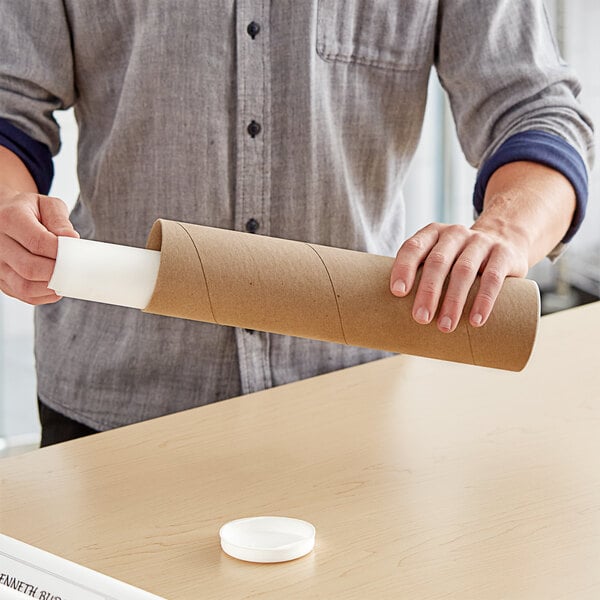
left=435, top=0, right=594, bottom=242
left=0, top=0, right=76, bottom=157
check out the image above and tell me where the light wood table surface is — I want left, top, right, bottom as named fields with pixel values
left=2, top=302, right=600, bottom=599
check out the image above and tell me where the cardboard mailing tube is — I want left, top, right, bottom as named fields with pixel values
left=142, top=219, right=540, bottom=371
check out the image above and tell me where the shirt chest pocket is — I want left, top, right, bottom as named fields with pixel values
left=316, top=0, right=437, bottom=72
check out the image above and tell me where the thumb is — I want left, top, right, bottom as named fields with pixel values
left=39, top=196, right=79, bottom=238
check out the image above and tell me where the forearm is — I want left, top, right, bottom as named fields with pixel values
left=474, top=160, right=577, bottom=267
left=0, top=146, right=38, bottom=193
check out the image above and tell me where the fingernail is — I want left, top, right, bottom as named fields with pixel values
left=471, top=313, right=483, bottom=327
left=392, top=279, right=406, bottom=295
left=415, top=306, right=430, bottom=324
left=439, top=316, right=452, bottom=332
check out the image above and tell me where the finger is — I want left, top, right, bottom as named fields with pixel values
left=390, top=224, right=440, bottom=297
left=0, top=288, right=61, bottom=305
left=412, top=226, right=469, bottom=325
left=0, top=268, right=62, bottom=305
left=436, top=237, right=491, bottom=333
left=1, top=199, right=60, bottom=259
left=0, top=232, right=56, bottom=282
left=39, top=196, right=79, bottom=238
left=469, top=247, right=510, bottom=327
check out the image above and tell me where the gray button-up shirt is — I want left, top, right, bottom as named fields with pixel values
left=0, top=1, right=593, bottom=430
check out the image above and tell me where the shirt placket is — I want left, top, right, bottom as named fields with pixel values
left=234, top=0, right=273, bottom=395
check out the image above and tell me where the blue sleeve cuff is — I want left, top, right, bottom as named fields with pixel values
left=0, top=117, right=54, bottom=194
left=473, top=130, right=588, bottom=244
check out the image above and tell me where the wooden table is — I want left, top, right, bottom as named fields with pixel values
left=2, top=302, right=600, bottom=599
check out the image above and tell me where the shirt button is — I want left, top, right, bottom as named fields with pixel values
left=247, top=21, right=260, bottom=39
left=247, top=120, right=261, bottom=138
left=245, top=218, right=260, bottom=233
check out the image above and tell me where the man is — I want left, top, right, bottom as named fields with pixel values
left=0, top=2, right=593, bottom=445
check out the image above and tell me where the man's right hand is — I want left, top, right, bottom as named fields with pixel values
left=0, top=184, right=79, bottom=305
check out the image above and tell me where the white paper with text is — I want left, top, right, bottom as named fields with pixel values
left=0, top=534, right=166, bottom=600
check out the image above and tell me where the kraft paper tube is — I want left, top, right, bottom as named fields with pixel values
left=141, top=219, right=540, bottom=371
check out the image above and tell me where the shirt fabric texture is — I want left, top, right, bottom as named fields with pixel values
left=0, top=124, right=589, bottom=247
left=0, top=1, right=594, bottom=431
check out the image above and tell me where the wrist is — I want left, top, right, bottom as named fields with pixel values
left=476, top=162, right=576, bottom=266
left=472, top=195, right=532, bottom=255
